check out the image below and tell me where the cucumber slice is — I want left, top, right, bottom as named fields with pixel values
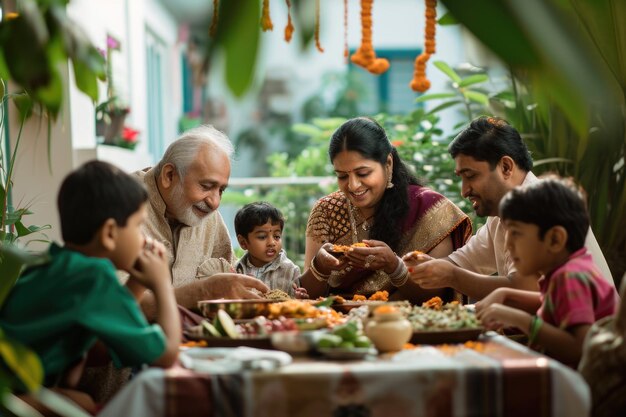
left=217, top=309, right=240, bottom=339
left=201, top=320, right=221, bottom=337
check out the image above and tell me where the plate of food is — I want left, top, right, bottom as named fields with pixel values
left=330, top=291, right=390, bottom=313
left=404, top=298, right=483, bottom=345
left=197, top=299, right=277, bottom=320
left=331, top=300, right=387, bottom=313
left=185, top=333, right=274, bottom=349
left=185, top=310, right=275, bottom=349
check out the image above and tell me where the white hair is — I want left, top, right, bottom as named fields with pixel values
left=155, top=125, right=234, bottom=178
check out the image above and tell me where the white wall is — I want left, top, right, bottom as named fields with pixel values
left=8, top=0, right=184, bottom=248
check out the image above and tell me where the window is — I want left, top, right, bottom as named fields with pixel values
left=349, top=49, right=422, bottom=115
left=145, top=30, right=166, bottom=161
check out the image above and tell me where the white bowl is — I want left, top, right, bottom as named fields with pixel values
left=270, top=330, right=326, bottom=354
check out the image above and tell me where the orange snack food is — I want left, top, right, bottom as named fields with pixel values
left=181, top=340, right=208, bottom=348
left=369, top=290, right=389, bottom=301
left=351, top=242, right=369, bottom=248
left=422, top=296, right=443, bottom=310
left=352, top=294, right=367, bottom=302
left=331, top=244, right=352, bottom=253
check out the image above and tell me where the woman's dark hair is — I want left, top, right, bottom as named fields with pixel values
left=329, top=117, right=421, bottom=252
left=234, top=202, right=284, bottom=237
left=58, top=160, right=148, bottom=244
left=449, top=116, right=533, bottom=172
left=499, top=175, right=589, bottom=253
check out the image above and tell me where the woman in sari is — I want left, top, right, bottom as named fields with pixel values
left=301, top=117, right=471, bottom=303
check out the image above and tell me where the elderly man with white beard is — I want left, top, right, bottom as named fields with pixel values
left=133, top=125, right=268, bottom=319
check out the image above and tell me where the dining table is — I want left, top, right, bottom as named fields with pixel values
left=98, top=332, right=590, bottom=417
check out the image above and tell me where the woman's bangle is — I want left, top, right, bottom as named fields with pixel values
left=388, top=256, right=409, bottom=287
left=528, top=315, right=543, bottom=346
left=309, top=255, right=330, bottom=282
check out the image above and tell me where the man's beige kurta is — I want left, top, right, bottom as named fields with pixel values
left=134, top=168, right=236, bottom=288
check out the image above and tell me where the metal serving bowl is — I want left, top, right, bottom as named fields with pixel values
left=270, top=330, right=327, bottom=354
left=198, top=299, right=277, bottom=320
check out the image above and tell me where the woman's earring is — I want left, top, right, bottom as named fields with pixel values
left=386, top=175, right=394, bottom=189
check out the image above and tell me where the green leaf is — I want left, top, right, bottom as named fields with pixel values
left=11, top=93, right=34, bottom=121
left=458, top=74, right=489, bottom=88
left=218, top=0, right=260, bottom=97
left=0, top=52, right=9, bottom=81
left=433, top=61, right=462, bottom=83
left=0, top=392, right=48, bottom=417
left=71, top=58, right=99, bottom=102
left=32, top=67, right=63, bottom=117
left=439, top=0, right=541, bottom=66
left=533, top=157, right=573, bottom=167
left=0, top=2, right=51, bottom=92
left=438, top=12, right=458, bottom=26
left=0, top=245, right=29, bottom=305
left=314, top=296, right=336, bottom=308
left=14, top=222, right=51, bottom=238
left=425, top=99, right=463, bottom=115
left=415, top=92, right=457, bottom=103
left=0, top=336, right=43, bottom=392
left=463, top=91, right=489, bottom=106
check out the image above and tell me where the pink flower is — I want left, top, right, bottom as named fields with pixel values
left=107, top=35, right=120, bottom=50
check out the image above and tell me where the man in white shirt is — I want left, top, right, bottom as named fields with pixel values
left=404, top=116, right=613, bottom=300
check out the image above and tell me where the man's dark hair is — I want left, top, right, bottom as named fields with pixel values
left=328, top=117, right=421, bottom=253
left=58, top=160, right=148, bottom=244
left=499, top=175, right=589, bottom=253
left=234, top=202, right=284, bottom=237
left=449, top=116, right=533, bottom=172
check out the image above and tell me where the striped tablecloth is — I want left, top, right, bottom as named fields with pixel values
left=99, top=334, right=590, bottom=417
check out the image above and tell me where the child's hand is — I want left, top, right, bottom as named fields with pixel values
left=128, top=238, right=171, bottom=290
left=476, top=303, right=529, bottom=332
left=475, top=288, right=510, bottom=314
left=293, top=283, right=309, bottom=299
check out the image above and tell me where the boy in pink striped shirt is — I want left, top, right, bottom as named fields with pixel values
left=476, top=176, right=618, bottom=367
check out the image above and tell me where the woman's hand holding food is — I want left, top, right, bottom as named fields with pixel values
left=314, top=243, right=349, bottom=274
left=346, top=239, right=399, bottom=273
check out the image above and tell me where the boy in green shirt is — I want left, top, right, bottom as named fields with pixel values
left=0, top=161, right=180, bottom=412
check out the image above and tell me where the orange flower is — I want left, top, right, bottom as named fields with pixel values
left=350, top=0, right=389, bottom=75
left=391, top=140, right=404, bottom=147
left=261, top=0, right=273, bottom=31
left=410, top=0, right=437, bottom=92
left=209, top=0, right=219, bottom=37
left=315, top=0, right=324, bottom=52
left=284, top=0, right=294, bottom=42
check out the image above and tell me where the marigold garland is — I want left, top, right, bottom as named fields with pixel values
left=209, top=0, right=219, bottom=37
left=315, top=0, right=324, bottom=52
left=350, top=0, right=389, bottom=75
left=410, top=0, right=437, bottom=92
left=284, top=0, right=294, bottom=42
left=261, top=0, right=273, bottom=32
